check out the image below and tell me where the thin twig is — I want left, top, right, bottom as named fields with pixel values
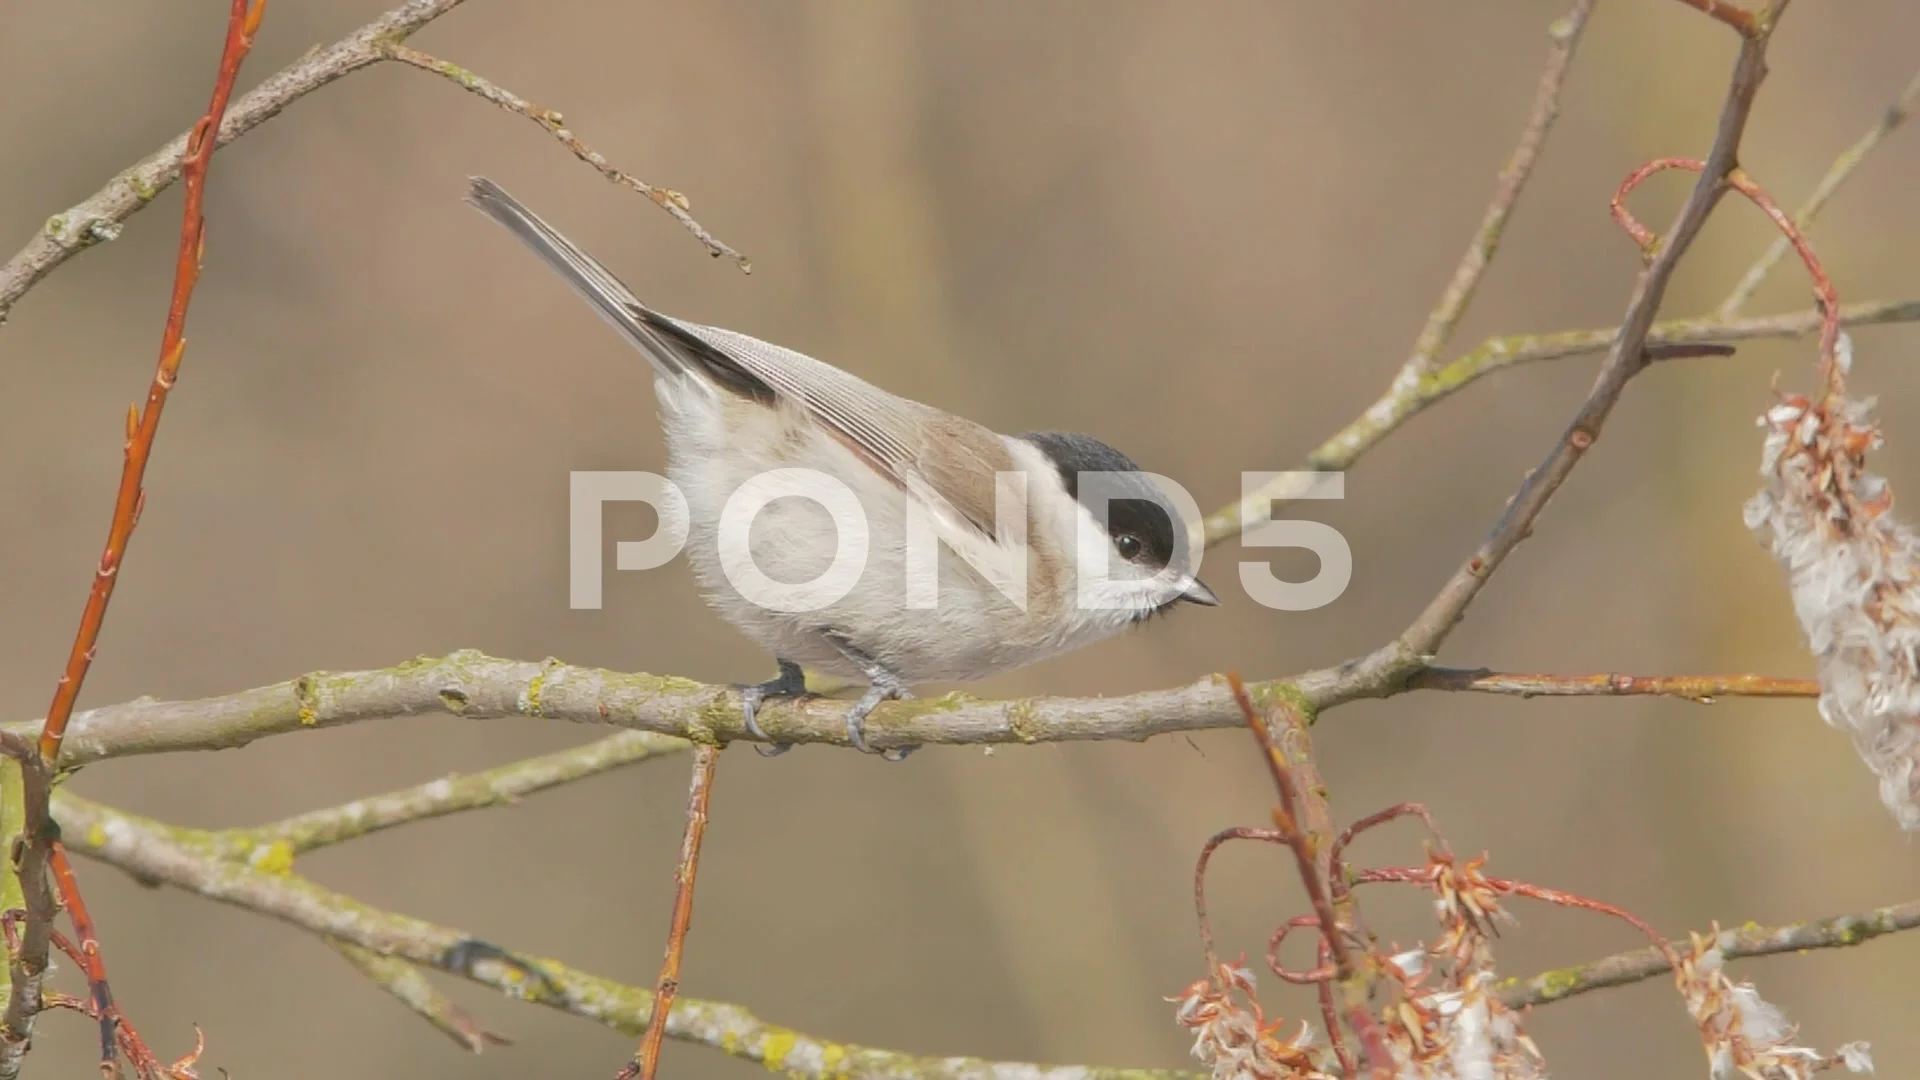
left=621, top=745, right=721, bottom=1080
left=0, top=0, right=750, bottom=324
left=5, top=6, right=262, bottom=1074
left=37, top=0, right=262, bottom=766
left=332, top=940, right=510, bottom=1053
left=47, top=842, right=161, bottom=1076
left=241, top=730, right=686, bottom=856
left=1326, top=804, right=1444, bottom=893
left=1612, top=159, right=1841, bottom=389
left=1192, top=827, right=1290, bottom=977
left=1721, top=69, right=1920, bottom=315
left=53, top=791, right=1193, bottom=1080
left=1670, top=0, right=1759, bottom=36
left=1355, top=866, right=1672, bottom=953
left=1496, top=897, right=1920, bottom=1009
left=1408, top=668, right=1818, bottom=699
left=1201, top=297, right=1920, bottom=546
left=382, top=45, right=749, bottom=271
left=1398, top=7, right=1787, bottom=657
left=0, top=0, right=468, bottom=323
left=1404, top=0, right=1596, bottom=378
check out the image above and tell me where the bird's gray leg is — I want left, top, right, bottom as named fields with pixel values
left=820, top=631, right=918, bottom=761
left=738, top=659, right=808, bottom=757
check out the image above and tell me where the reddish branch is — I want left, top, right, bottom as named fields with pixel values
left=619, top=744, right=721, bottom=1080
left=1612, top=157, right=1842, bottom=393
left=1192, top=826, right=1287, bottom=977
left=3, top=2, right=262, bottom=1077
left=1353, top=866, right=1675, bottom=959
left=1224, top=675, right=1394, bottom=1079
left=1671, top=0, right=1760, bottom=36
left=1409, top=668, right=1818, bottom=700
left=37, top=0, right=264, bottom=765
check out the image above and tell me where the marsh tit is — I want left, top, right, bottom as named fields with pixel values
left=466, top=176, right=1216, bottom=760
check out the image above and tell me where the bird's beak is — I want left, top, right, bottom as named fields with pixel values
left=1176, top=576, right=1220, bottom=607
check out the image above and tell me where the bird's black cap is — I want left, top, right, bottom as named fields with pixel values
left=1020, top=430, right=1183, bottom=576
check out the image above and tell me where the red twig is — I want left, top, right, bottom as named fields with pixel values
left=618, top=744, right=720, bottom=1080
left=1670, top=0, right=1759, bottom=36
left=1611, top=157, right=1842, bottom=394
left=1192, top=826, right=1288, bottom=976
left=48, top=843, right=173, bottom=1078
left=1227, top=677, right=1352, bottom=981
left=1327, top=803, right=1445, bottom=900
left=1265, top=915, right=1336, bottom=986
left=36, top=0, right=264, bottom=767
left=3, top=4, right=262, bottom=1077
left=1353, top=866, right=1679, bottom=964
left=1312, top=940, right=1354, bottom=1079
left=1225, top=674, right=1394, bottom=1079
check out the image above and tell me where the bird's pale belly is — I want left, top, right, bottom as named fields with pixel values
left=684, top=531, right=1072, bottom=684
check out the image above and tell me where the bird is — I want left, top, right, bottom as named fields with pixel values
left=465, top=176, right=1217, bottom=759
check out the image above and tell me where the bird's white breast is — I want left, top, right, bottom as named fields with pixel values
left=652, top=374, right=1144, bottom=684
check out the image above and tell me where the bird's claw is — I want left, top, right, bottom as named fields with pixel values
left=738, top=659, right=808, bottom=757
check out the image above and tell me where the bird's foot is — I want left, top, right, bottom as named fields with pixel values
left=821, top=631, right=919, bottom=761
left=738, top=659, right=809, bottom=757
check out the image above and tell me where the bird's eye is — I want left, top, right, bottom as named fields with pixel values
left=1114, top=533, right=1143, bottom=561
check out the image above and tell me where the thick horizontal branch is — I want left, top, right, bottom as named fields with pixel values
left=9, top=649, right=1820, bottom=765
left=9, top=647, right=1425, bottom=764
left=1498, top=897, right=1920, bottom=1008
left=53, top=793, right=1194, bottom=1080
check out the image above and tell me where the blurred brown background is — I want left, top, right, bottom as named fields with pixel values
left=4, top=1, right=1920, bottom=1077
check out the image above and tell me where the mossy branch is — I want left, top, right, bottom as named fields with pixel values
left=6, top=647, right=1824, bottom=766
left=52, top=791, right=1193, bottom=1080
left=1498, top=898, right=1920, bottom=1008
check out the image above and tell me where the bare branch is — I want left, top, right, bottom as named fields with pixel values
left=332, top=940, right=510, bottom=1053
left=1722, top=68, right=1920, bottom=315
left=0, top=0, right=749, bottom=324
left=622, top=745, right=720, bottom=1080
left=1399, top=8, right=1787, bottom=657
left=52, top=793, right=1195, bottom=1080
left=9, top=646, right=1828, bottom=763
left=7, top=649, right=1414, bottom=762
left=1203, top=297, right=1920, bottom=547
left=1403, top=0, right=1596, bottom=379
left=37, top=0, right=262, bottom=767
left=6, top=2, right=262, bottom=1074
left=0, top=0, right=465, bottom=322
left=1497, top=897, right=1920, bottom=1009
left=1409, top=668, right=1817, bottom=700
left=384, top=46, right=748, bottom=271
left=245, top=730, right=686, bottom=856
